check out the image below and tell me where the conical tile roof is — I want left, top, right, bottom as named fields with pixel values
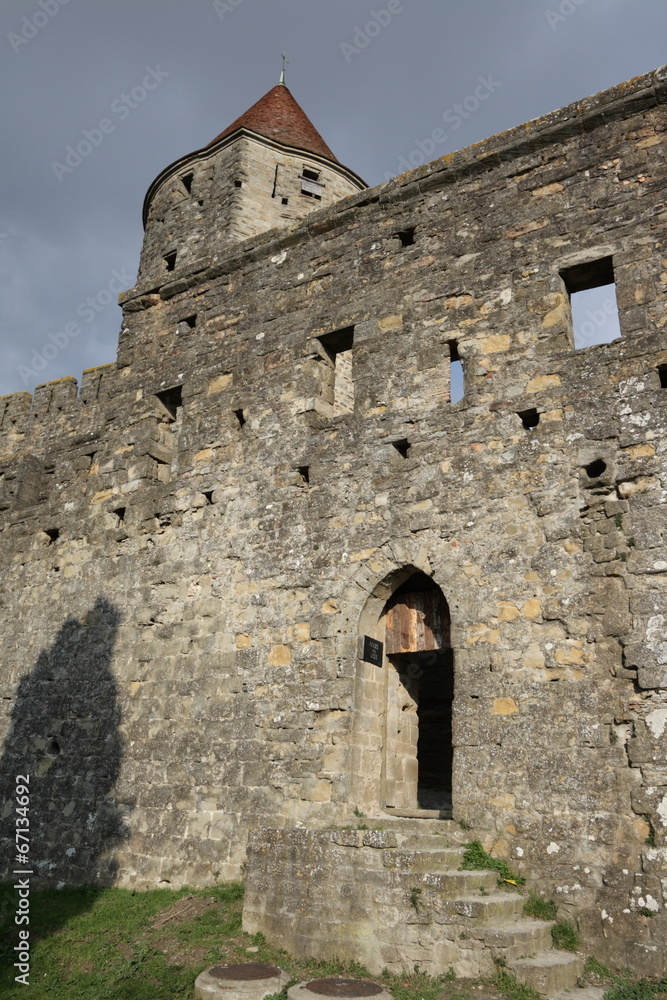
left=208, top=83, right=339, bottom=161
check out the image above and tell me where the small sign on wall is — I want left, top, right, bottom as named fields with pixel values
left=362, top=635, right=384, bottom=666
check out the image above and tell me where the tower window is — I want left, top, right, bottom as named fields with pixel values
left=560, top=256, right=621, bottom=349
left=281, top=197, right=289, bottom=205
left=318, top=327, right=355, bottom=416
left=181, top=172, right=193, bottom=194
left=164, top=251, right=177, bottom=272
left=234, top=180, right=243, bottom=188
left=301, top=167, right=323, bottom=200
left=448, top=340, right=464, bottom=403
left=657, top=364, right=667, bottom=388
left=156, top=385, right=183, bottom=422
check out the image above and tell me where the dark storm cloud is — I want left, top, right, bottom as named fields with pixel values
left=1, top=0, right=666, bottom=395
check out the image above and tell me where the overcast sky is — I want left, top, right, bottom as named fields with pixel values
left=1, top=0, right=665, bottom=397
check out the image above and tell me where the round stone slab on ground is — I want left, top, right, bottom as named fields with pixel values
left=195, top=962, right=290, bottom=1000
left=288, top=979, right=392, bottom=1000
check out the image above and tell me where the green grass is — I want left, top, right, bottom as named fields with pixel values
left=550, top=919, right=581, bottom=952
left=459, top=841, right=525, bottom=887
left=584, top=957, right=667, bottom=1000
left=522, top=892, right=558, bottom=922
left=491, top=966, right=541, bottom=1000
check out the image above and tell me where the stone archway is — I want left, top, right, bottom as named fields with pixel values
left=382, top=573, right=453, bottom=814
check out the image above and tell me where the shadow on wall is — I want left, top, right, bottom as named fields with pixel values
left=0, top=598, right=130, bottom=896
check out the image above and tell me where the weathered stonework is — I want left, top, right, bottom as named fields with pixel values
left=1, top=67, right=667, bottom=977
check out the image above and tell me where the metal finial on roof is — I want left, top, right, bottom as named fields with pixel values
left=279, top=52, right=289, bottom=85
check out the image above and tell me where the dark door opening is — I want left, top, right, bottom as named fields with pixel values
left=388, top=649, right=453, bottom=813
left=416, top=649, right=453, bottom=810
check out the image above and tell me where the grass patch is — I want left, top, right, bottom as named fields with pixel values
left=460, top=842, right=525, bottom=887
left=584, top=957, right=667, bottom=1000
left=522, top=892, right=557, bottom=922
left=491, top=966, right=541, bottom=1000
left=550, top=919, right=581, bottom=952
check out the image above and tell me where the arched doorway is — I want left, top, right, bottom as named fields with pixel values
left=381, top=573, right=453, bottom=814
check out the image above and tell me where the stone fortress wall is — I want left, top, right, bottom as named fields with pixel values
left=1, top=66, right=666, bottom=973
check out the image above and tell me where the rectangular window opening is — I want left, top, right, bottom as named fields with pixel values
left=281, top=197, right=289, bottom=205
left=448, top=340, right=464, bottom=403
left=297, top=466, right=310, bottom=485
left=181, top=172, right=193, bottom=194
left=318, top=326, right=355, bottom=416
left=302, top=167, right=320, bottom=182
left=234, top=179, right=243, bottom=188
left=156, top=385, right=183, bottom=422
left=395, top=227, right=415, bottom=247
left=164, top=251, right=177, bottom=272
left=658, top=364, right=667, bottom=389
left=560, top=257, right=621, bottom=350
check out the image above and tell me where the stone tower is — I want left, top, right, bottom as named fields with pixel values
left=138, top=79, right=367, bottom=283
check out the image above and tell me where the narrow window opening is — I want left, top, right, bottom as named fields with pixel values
left=301, top=167, right=323, bottom=200
left=113, top=507, right=126, bottom=526
left=156, top=385, right=183, bottom=422
left=234, top=179, right=243, bottom=188
left=234, top=408, right=246, bottom=428
left=518, top=408, right=540, bottom=431
left=297, top=466, right=310, bottom=485
left=45, top=527, right=60, bottom=544
left=395, top=227, right=415, bottom=247
left=448, top=340, right=464, bottom=403
left=181, top=172, right=193, bottom=194
left=281, top=197, right=289, bottom=205
left=392, top=439, right=411, bottom=459
left=164, top=251, right=177, bottom=272
left=560, top=257, right=621, bottom=349
left=585, top=458, right=607, bottom=479
left=318, top=327, right=355, bottom=416
left=203, top=490, right=214, bottom=505
left=658, top=364, right=667, bottom=388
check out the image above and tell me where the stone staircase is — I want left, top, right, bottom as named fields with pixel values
left=372, top=816, right=585, bottom=996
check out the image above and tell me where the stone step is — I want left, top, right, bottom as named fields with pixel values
left=423, top=868, right=500, bottom=897
left=399, top=834, right=465, bottom=850
left=438, top=892, right=524, bottom=923
left=382, top=848, right=465, bottom=872
left=366, top=815, right=461, bottom=837
left=509, top=951, right=584, bottom=996
left=478, top=919, right=554, bottom=961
